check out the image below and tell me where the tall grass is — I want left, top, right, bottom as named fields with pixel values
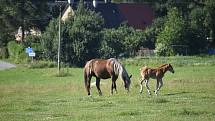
left=121, top=55, right=215, bottom=67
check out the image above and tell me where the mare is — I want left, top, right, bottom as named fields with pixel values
left=84, top=58, right=132, bottom=96
left=139, top=64, right=174, bottom=96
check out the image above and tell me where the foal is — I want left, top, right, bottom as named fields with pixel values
left=139, top=64, right=174, bottom=96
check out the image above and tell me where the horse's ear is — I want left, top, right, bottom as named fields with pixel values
left=129, top=75, right=132, bottom=79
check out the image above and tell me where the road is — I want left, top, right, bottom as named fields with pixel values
left=0, top=60, right=16, bottom=70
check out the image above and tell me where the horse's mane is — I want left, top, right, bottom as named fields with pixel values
left=108, top=58, right=122, bottom=75
left=158, top=64, right=169, bottom=69
left=108, top=58, right=129, bottom=81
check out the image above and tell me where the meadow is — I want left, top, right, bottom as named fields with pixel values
left=0, top=56, right=215, bottom=121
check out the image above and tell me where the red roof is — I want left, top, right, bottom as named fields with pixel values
left=118, top=3, right=154, bottom=29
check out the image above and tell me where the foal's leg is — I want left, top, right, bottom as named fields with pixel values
left=145, top=79, right=151, bottom=95
left=154, top=79, right=159, bottom=96
left=111, top=76, right=117, bottom=95
left=96, top=77, right=102, bottom=96
left=139, top=78, right=145, bottom=93
left=155, top=79, right=163, bottom=96
left=157, top=79, right=163, bottom=91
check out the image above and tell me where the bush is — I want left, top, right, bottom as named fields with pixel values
left=0, top=47, right=8, bottom=59
left=7, top=41, right=28, bottom=63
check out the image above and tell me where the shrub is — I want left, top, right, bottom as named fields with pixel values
left=7, top=41, right=28, bottom=63
left=0, top=47, right=8, bottom=59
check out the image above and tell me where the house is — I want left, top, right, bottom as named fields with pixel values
left=15, top=26, right=41, bottom=42
left=61, top=0, right=154, bottom=30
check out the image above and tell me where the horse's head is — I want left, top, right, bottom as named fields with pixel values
left=123, top=74, right=132, bottom=92
left=167, top=64, right=175, bottom=73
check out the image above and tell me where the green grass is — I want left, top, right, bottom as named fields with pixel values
left=0, top=56, right=215, bottom=121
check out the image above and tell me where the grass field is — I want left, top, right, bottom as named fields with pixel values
left=0, top=56, right=215, bottom=121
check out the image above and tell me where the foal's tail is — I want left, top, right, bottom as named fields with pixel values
left=140, top=66, right=147, bottom=71
left=140, top=66, right=148, bottom=78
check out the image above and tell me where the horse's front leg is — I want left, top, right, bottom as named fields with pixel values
left=85, top=75, right=92, bottom=96
left=96, top=77, right=102, bottom=96
left=111, top=76, right=117, bottom=95
left=145, top=79, right=151, bottom=95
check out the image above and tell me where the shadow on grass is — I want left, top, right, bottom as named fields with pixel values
left=164, top=91, right=190, bottom=96
left=117, top=110, right=142, bottom=116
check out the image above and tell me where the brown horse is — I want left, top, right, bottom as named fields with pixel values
left=139, top=64, right=174, bottom=96
left=84, top=58, right=132, bottom=96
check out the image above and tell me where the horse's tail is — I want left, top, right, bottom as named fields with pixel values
left=84, top=60, right=93, bottom=95
left=84, top=67, right=88, bottom=87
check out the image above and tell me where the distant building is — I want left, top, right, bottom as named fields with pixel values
left=61, top=5, right=75, bottom=22
left=61, top=0, right=154, bottom=29
left=15, top=27, right=41, bottom=42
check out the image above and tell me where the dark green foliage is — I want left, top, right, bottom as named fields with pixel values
left=0, top=0, right=49, bottom=46
left=100, top=28, right=125, bottom=58
left=40, top=18, right=59, bottom=61
left=204, top=0, right=215, bottom=48
left=100, top=24, right=146, bottom=58
left=186, top=7, right=208, bottom=54
left=141, top=17, right=166, bottom=49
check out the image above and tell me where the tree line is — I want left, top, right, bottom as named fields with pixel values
left=0, top=0, right=215, bottom=66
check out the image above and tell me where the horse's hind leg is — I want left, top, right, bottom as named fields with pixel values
left=139, top=78, right=145, bottom=93
left=85, top=75, right=92, bottom=96
left=145, top=79, right=151, bottom=95
left=96, top=77, right=102, bottom=96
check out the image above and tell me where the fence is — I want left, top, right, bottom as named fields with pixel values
left=136, top=47, right=155, bottom=56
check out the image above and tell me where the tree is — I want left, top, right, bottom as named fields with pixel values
left=0, top=0, right=49, bottom=44
left=141, top=17, right=166, bottom=49
left=205, top=0, right=215, bottom=48
left=155, top=7, right=186, bottom=56
left=100, top=28, right=125, bottom=58
left=41, top=18, right=59, bottom=61
left=65, top=0, right=104, bottom=66
left=100, top=23, right=145, bottom=58
left=187, top=7, right=208, bottom=54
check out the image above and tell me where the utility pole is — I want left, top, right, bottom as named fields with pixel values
left=55, top=0, right=68, bottom=74
left=57, top=5, right=62, bottom=74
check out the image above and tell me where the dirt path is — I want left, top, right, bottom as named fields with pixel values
left=0, top=60, right=16, bottom=70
